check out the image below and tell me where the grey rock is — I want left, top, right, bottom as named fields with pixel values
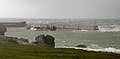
left=76, top=45, right=87, bottom=48
left=31, top=34, right=55, bottom=47
left=0, top=24, right=7, bottom=36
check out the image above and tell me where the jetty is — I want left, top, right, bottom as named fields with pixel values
left=27, top=23, right=99, bottom=31
left=0, top=21, right=27, bottom=27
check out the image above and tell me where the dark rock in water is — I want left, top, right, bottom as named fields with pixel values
left=76, top=45, right=87, bottom=48
left=93, top=25, right=99, bottom=30
left=31, top=34, right=55, bottom=48
left=44, top=35, right=55, bottom=45
left=0, top=24, right=7, bottom=36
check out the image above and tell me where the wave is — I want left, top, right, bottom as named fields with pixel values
left=56, top=46, right=120, bottom=54
left=56, top=44, right=120, bottom=54
left=98, top=25, right=120, bottom=32
left=72, top=30, right=90, bottom=32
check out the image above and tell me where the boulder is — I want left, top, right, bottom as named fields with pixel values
left=76, top=45, right=87, bottom=48
left=0, top=24, right=7, bottom=36
left=31, top=34, right=55, bottom=47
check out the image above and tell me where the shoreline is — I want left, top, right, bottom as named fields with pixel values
left=0, top=35, right=120, bottom=54
left=0, top=36, right=120, bottom=59
left=56, top=46, right=120, bottom=54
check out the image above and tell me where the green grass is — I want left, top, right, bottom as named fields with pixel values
left=0, top=38, right=120, bottom=59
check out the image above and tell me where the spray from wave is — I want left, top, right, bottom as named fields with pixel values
left=98, top=25, right=120, bottom=32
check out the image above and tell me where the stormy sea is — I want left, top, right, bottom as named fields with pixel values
left=1, top=18, right=120, bottom=54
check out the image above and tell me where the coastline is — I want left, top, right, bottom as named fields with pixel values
left=5, top=27, right=120, bottom=54
left=0, top=36, right=120, bottom=59
left=1, top=19, right=120, bottom=59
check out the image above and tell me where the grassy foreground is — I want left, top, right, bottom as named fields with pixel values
left=0, top=39, right=120, bottom=59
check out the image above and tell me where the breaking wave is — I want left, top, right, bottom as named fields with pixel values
left=56, top=46, right=120, bottom=54
left=98, top=25, right=120, bottom=32
left=72, top=30, right=89, bottom=32
left=72, top=25, right=120, bottom=32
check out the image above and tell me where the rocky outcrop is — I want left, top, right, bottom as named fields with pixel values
left=15, top=38, right=29, bottom=45
left=0, top=24, right=7, bottom=36
left=0, top=36, right=29, bottom=45
left=76, top=45, right=87, bottom=48
left=0, top=34, right=55, bottom=47
left=31, top=34, right=55, bottom=47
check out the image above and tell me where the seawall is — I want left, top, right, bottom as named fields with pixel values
left=0, top=21, right=27, bottom=27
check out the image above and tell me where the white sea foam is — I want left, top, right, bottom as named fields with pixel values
left=30, top=27, right=37, bottom=30
left=98, top=25, right=120, bottom=32
left=72, top=30, right=90, bottom=32
left=81, top=30, right=89, bottom=32
left=78, top=47, right=120, bottom=54
left=56, top=46, right=120, bottom=54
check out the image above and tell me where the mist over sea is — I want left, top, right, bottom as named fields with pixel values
left=1, top=18, right=120, bottom=53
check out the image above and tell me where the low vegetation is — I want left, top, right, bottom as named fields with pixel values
left=0, top=38, right=120, bottom=59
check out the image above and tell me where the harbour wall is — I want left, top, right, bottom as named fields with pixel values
left=0, top=21, right=27, bottom=27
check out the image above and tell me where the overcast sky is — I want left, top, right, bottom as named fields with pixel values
left=0, top=0, right=120, bottom=19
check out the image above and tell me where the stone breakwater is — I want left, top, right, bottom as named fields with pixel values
left=0, top=21, right=27, bottom=27
left=28, top=23, right=99, bottom=30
